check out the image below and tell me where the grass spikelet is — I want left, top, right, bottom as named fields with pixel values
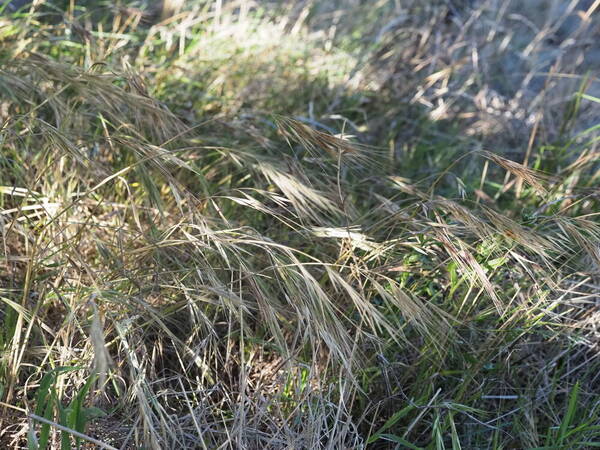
left=256, top=162, right=341, bottom=224
left=1, top=1, right=599, bottom=448
left=274, top=115, right=377, bottom=168
left=481, top=150, right=550, bottom=195
left=434, top=228, right=505, bottom=315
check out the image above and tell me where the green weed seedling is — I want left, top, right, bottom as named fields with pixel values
left=29, top=367, right=105, bottom=450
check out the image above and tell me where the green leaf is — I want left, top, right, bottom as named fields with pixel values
left=558, top=381, right=580, bottom=445
left=448, top=411, right=462, bottom=450
left=487, top=256, right=507, bottom=269
left=378, top=433, right=423, bottom=449
left=366, top=404, right=415, bottom=444
left=27, top=425, right=39, bottom=450
left=31, top=367, right=80, bottom=450
left=66, top=375, right=97, bottom=449
left=34, top=371, right=58, bottom=449
left=82, top=406, right=107, bottom=422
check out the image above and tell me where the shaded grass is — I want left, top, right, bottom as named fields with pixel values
left=0, top=0, right=599, bottom=448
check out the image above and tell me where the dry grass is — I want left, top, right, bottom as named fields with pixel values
left=0, top=0, right=599, bottom=449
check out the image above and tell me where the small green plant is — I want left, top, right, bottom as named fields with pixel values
left=29, top=367, right=105, bottom=450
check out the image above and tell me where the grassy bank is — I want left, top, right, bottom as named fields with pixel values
left=0, top=1, right=599, bottom=448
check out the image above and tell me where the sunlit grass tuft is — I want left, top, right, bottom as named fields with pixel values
left=0, top=1, right=599, bottom=449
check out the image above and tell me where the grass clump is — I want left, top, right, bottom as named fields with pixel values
left=0, top=0, right=599, bottom=448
